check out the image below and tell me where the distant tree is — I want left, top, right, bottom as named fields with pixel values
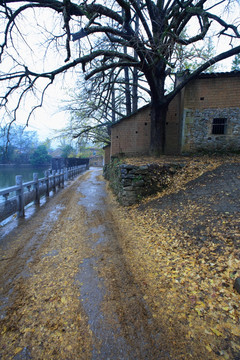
left=0, top=144, right=15, bottom=164
left=61, top=144, right=75, bottom=158
left=231, top=53, right=240, bottom=70
left=0, top=125, right=38, bottom=164
left=42, top=138, right=52, bottom=151
left=30, top=145, right=51, bottom=166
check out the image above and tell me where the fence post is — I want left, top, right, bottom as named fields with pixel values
left=45, top=170, right=49, bottom=197
left=52, top=170, right=56, bottom=192
left=56, top=170, right=60, bottom=188
left=61, top=169, right=64, bottom=188
left=48, top=169, right=52, bottom=190
left=64, top=167, right=68, bottom=181
left=33, top=173, right=40, bottom=205
left=16, top=175, right=24, bottom=218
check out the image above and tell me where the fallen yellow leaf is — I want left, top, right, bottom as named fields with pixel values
left=211, top=328, right=224, bottom=337
left=14, top=347, right=22, bottom=355
left=61, top=297, right=67, bottom=304
left=231, top=325, right=240, bottom=337
left=1, top=326, right=7, bottom=334
left=231, top=341, right=240, bottom=351
left=205, top=345, right=212, bottom=352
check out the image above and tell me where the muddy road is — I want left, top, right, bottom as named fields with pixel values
left=0, top=169, right=164, bottom=359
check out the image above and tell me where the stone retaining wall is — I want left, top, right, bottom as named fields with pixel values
left=104, top=160, right=184, bottom=205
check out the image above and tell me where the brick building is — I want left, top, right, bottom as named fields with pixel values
left=110, top=105, right=151, bottom=157
left=105, top=71, right=240, bottom=164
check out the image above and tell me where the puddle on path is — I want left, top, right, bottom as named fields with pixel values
left=89, top=225, right=107, bottom=247
left=76, top=258, right=130, bottom=360
left=77, top=172, right=105, bottom=214
left=42, top=249, right=59, bottom=258
left=76, top=170, right=132, bottom=358
left=76, top=170, right=161, bottom=359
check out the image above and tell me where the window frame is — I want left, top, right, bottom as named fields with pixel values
left=211, top=117, right=227, bottom=135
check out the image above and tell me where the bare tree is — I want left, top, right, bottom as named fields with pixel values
left=0, top=0, right=240, bottom=154
left=61, top=68, right=147, bottom=145
left=62, top=64, right=151, bottom=146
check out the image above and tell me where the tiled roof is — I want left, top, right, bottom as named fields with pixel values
left=198, top=70, right=240, bottom=79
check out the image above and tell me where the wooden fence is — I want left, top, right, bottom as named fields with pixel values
left=0, top=165, right=87, bottom=223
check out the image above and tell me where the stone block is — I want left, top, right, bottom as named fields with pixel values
left=124, top=174, right=136, bottom=179
left=120, top=168, right=128, bottom=175
left=132, top=180, right=145, bottom=187
left=234, top=277, right=240, bottom=294
left=121, top=164, right=136, bottom=170
left=123, top=186, right=134, bottom=191
left=121, top=179, right=132, bottom=186
left=134, top=169, right=149, bottom=175
left=139, top=165, right=149, bottom=170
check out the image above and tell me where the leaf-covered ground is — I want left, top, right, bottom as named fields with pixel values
left=109, top=155, right=240, bottom=359
left=0, top=174, right=93, bottom=359
left=0, top=156, right=239, bottom=359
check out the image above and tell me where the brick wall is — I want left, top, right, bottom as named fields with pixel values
left=111, top=105, right=151, bottom=157
left=184, top=76, right=240, bottom=109
left=103, top=145, right=111, bottom=165
left=110, top=98, right=182, bottom=157
left=182, top=74, right=240, bottom=152
left=106, top=72, right=240, bottom=158
left=165, top=92, right=182, bottom=154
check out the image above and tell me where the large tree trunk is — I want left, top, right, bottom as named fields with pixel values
left=148, top=65, right=168, bottom=155
left=124, top=65, right=132, bottom=116
left=150, top=100, right=168, bottom=155
left=132, top=66, right=138, bottom=113
left=132, top=0, right=139, bottom=113
left=111, top=85, right=116, bottom=123
left=123, top=44, right=131, bottom=116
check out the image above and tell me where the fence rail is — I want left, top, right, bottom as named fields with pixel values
left=0, top=165, right=87, bottom=223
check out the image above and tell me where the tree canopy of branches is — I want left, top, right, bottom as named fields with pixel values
left=62, top=67, right=151, bottom=146
left=64, top=33, right=217, bottom=147
left=0, top=0, right=240, bottom=154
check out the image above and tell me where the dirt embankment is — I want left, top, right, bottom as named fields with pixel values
left=111, top=156, right=240, bottom=359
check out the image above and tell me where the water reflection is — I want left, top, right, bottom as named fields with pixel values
left=0, top=166, right=49, bottom=190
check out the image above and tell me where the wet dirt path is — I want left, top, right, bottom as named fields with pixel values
left=0, top=169, right=163, bottom=359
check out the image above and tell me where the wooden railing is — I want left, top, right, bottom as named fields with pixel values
left=0, top=165, right=87, bottom=223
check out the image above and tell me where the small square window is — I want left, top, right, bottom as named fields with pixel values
left=212, top=118, right=227, bottom=135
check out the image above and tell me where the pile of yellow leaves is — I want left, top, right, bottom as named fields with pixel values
left=112, top=155, right=240, bottom=359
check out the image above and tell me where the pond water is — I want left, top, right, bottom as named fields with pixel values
left=0, top=166, right=49, bottom=191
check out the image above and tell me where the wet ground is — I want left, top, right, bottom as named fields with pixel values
left=0, top=169, right=164, bottom=359
left=1, top=161, right=239, bottom=360
left=75, top=170, right=163, bottom=359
